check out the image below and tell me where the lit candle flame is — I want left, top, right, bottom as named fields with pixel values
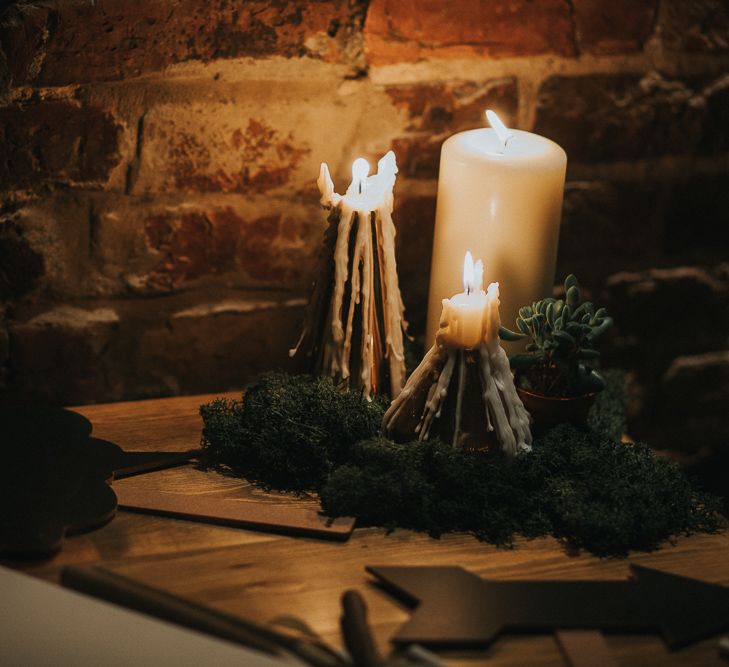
left=486, top=109, right=513, bottom=151
left=463, top=251, right=475, bottom=294
left=463, top=251, right=484, bottom=294
left=474, top=258, right=484, bottom=293
left=351, top=157, right=370, bottom=194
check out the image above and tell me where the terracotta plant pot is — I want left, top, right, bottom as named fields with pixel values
left=516, top=387, right=596, bottom=429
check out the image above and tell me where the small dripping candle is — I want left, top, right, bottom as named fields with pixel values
left=384, top=252, right=532, bottom=458
left=438, top=251, right=487, bottom=350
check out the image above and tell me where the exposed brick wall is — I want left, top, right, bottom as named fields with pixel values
left=2, top=0, right=729, bottom=457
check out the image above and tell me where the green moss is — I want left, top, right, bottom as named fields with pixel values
left=200, top=370, right=723, bottom=556
left=321, top=426, right=722, bottom=555
left=588, top=368, right=628, bottom=440
left=200, top=371, right=386, bottom=491
left=521, top=425, right=722, bottom=555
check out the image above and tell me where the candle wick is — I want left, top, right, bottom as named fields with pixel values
left=496, top=134, right=513, bottom=155
left=485, top=109, right=513, bottom=153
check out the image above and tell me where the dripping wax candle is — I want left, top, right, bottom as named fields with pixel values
left=384, top=251, right=532, bottom=457
left=291, top=152, right=408, bottom=399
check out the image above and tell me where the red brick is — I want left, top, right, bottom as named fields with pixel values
left=702, top=75, right=729, bottom=154
left=534, top=73, right=711, bottom=163
left=151, top=297, right=307, bottom=395
left=662, top=351, right=729, bottom=416
left=0, top=218, right=45, bottom=300
left=387, top=78, right=517, bottom=132
left=388, top=138, right=442, bottom=181
left=604, top=266, right=729, bottom=364
left=174, top=118, right=310, bottom=195
left=557, top=173, right=729, bottom=290
left=558, top=181, right=663, bottom=270
left=364, top=0, right=575, bottom=65
left=660, top=0, right=729, bottom=52
left=143, top=210, right=240, bottom=289
left=1, top=0, right=364, bottom=87
left=138, top=108, right=315, bottom=195
left=5, top=295, right=305, bottom=403
left=0, top=3, right=51, bottom=90
left=656, top=350, right=729, bottom=451
left=7, top=305, right=121, bottom=404
left=2, top=193, right=324, bottom=301
left=660, top=172, right=729, bottom=258
left=0, top=193, right=112, bottom=302
left=385, top=78, right=517, bottom=178
left=138, top=204, right=321, bottom=291
left=573, top=0, right=657, bottom=54
left=0, top=101, right=123, bottom=190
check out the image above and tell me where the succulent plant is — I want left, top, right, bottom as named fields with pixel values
left=499, top=274, right=613, bottom=397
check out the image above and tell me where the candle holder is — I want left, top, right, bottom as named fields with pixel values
left=290, top=152, right=408, bottom=399
left=384, top=282, right=531, bottom=459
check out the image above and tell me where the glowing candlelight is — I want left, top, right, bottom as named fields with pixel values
left=438, top=252, right=487, bottom=350
left=349, top=157, right=370, bottom=195
left=463, top=250, right=475, bottom=294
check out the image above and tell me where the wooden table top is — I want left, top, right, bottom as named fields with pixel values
left=6, top=392, right=729, bottom=667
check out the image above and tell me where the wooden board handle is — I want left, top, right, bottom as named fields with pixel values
left=114, top=486, right=355, bottom=541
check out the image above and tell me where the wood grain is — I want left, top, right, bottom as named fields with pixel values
left=100, top=530, right=729, bottom=666
left=555, top=630, right=619, bottom=667
left=3, top=392, right=727, bottom=667
left=73, top=391, right=239, bottom=452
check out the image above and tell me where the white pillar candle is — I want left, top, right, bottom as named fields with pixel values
left=425, top=110, right=567, bottom=348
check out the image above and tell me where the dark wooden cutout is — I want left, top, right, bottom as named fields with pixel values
left=0, top=403, right=352, bottom=556
left=0, top=406, right=199, bottom=558
left=367, top=564, right=729, bottom=650
left=0, top=406, right=118, bottom=557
